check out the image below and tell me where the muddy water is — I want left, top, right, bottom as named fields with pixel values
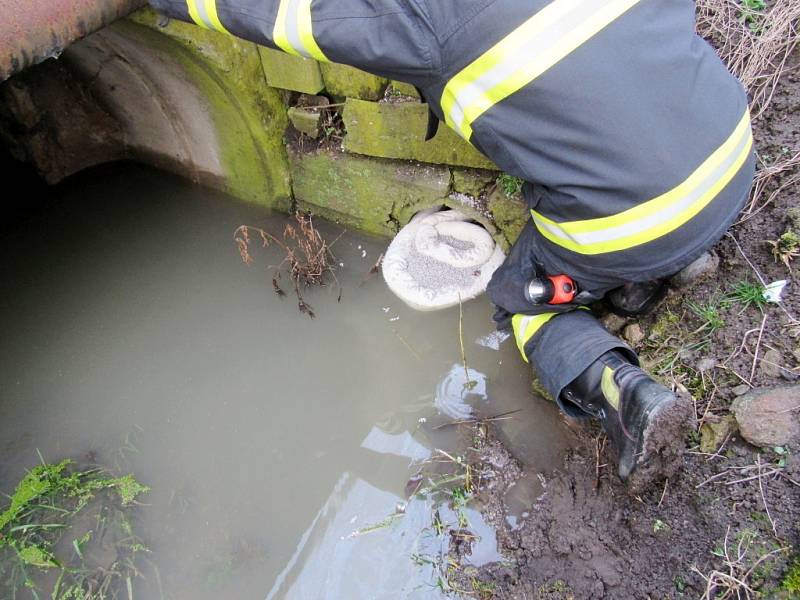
left=0, top=163, right=570, bottom=599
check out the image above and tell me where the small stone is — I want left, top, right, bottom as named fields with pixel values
left=731, top=385, right=800, bottom=447
left=700, top=414, right=737, bottom=453
left=671, top=251, right=720, bottom=288
left=622, top=323, right=645, bottom=346
left=287, top=107, right=322, bottom=138
left=758, top=348, right=783, bottom=379
left=732, top=384, right=751, bottom=396
left=696, top=357, right=716, bottom=372
left=601, top=313, right=628, bottom=334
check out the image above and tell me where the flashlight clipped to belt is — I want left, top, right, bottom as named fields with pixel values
left=524, top=273, right=578, bottom=305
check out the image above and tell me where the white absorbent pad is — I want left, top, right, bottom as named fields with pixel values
left=382, top=209, right=505, bottom=311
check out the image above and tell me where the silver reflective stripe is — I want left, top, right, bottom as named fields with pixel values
left=447, top=0, right=589, bottom=134
left=284, top=0, right=311, bottom=59
left=194, top=0, right=213, bottom=28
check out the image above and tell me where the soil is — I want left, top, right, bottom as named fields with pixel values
left=451, top=46, right=800, bottom=600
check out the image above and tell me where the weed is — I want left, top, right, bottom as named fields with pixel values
left=653, top=519, right=671, bottom=534
left=0, top=459, right=149, bottom=599
left=767, top=230, right=800, bottom=268
left=694, top=526, right=789, bottom=599
left=234, top=212, right=338, bottom=317
left=497, top=173, right=523, bottom=197
left=687, top=296, right=726, bottom=335
left=471, top=576, right=495, bottom=599
left=727, top=280, right=769, bottom=313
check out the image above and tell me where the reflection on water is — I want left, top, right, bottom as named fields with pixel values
left=0, top=162, right=570, bottom=599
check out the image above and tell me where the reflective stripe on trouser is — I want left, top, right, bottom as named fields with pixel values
left=186, top=0, right=230, bottom=33
left=530, top=110, right=753, bottom=255
left=517, top=310, right=635, bottom=410
left=511, top=313, right=557, bottom=361
left=441, top=0, right=641, bottom=141
left=273, top=0, right=329, bottom=61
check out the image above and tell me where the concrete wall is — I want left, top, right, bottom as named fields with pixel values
left=0, top=8, right=527, bottom=247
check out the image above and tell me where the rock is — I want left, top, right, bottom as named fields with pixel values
left=287, top=107, right=322, bottom=138
left=758, top=348, right=783, bottom=379
left=600, top=313, right=628, bottom=335
left=671, top=251, right=719, bottom=288
left=622, top=323, right=645, bottom=346
left=700, top=414, right=737, bottom=453
left=319, top=62, right=388, bottom=100
left=257, top=47, right=324, bottom=94
left=341, top=98, right=497, bottom=169
left=731, top=385, right=800, bottom=448
left=732, top=384, right=751, bottom=396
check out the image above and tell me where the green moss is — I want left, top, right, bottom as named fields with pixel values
left=288, top=147, right=450, bottom=236
left=452, top=168, right=495, bottom=197
left=319, top=63, right=388, bottom=100
left=784, top=556, right=800, bottom=595
left=486, top=187, right=527, bottom=248
left=342, top=98, right=498, bottom=169
left=124, top=11, right=292, bottom=209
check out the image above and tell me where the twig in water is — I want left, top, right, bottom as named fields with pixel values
left=458, top=296, right=477, bottom=391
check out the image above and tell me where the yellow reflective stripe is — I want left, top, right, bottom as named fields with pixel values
left=273, top=0, right=328, bottom=62
left=511, top=313, right=557, bottom=362
left=531, top=110, right=753, bottom=255
left=186, top=0, right=205, bottom=29
left=297, top=0, right=328, bottom=62
left=273, top=0, right=299, bottom=57
left=441, top=0, right=640, bottom=140
left=203, top=0, right=229, bottom=34
left=185, top=0, right=229, bottom=33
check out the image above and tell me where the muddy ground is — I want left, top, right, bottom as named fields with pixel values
left=449, top=45, right=800, bottom=600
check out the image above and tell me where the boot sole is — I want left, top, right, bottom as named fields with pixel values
left=625, top=391, right=695, bottom=493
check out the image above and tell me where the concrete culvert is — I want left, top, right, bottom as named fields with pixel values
left=382, top=208, right=505, bottom=311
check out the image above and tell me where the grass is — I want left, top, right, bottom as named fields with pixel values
left=726, top=280, right=769, bottom=313
left=687, top=296, right=727, bottom=335
left=0, top=459, right=149, bottom=600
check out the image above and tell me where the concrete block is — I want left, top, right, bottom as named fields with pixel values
left=258, top=47, right=324, bottom=94
left=319, top=62, right=387, bottom=100
left=342, top=98, right=498, bottom=170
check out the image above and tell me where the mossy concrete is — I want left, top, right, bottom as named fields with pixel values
left=342, top=98, right=498, bottom=170
left=288, top=147, right=451, bottom=237
left=452, top=168, right=496, bottom=197
left=127, top=9, right=291, bottom=209
left=388, top=81, right=420, bottom=100
left=487, top=187, right=527, bottom=247
left=258, top=47, right=325, bottom=94
left=319, top=63, right=387, bottom=101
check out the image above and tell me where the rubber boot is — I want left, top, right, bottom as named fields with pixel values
left=606, top=280, right=666, bottom=316
left=561, top=350, right=693, bottom=490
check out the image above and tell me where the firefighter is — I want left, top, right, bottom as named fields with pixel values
left=148, top=0, right=755, bottom=489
